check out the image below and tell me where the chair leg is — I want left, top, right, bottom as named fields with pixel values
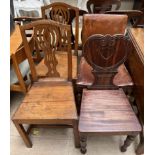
left=13, top=121, right=32, bottom=148
left=120, top=134, right=137, bottom=152
left=73, top=120, right=80, bottom=148
left=80, top=135, right=87, bottom=154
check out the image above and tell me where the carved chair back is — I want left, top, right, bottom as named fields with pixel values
left=83, top=34, right=131, bottom=89
left=41, top=2, right=79, bottom=53
left=87, top=0, right=121, bottom=14
left=19, top=19, right=72, bottom=82
left=105, top=10, right=143, bottom=27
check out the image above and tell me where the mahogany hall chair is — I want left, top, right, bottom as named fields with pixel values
left=79, top=34, right=142, bottom=154
left=12, top=19, right=80, bottom=148
left=105, top=10, right=144, bottom=27
left=41, top=2, right=79, bottom=55
left=87, top=0, right=121, bottom=14
left=76, top=14, right=133, bottom=113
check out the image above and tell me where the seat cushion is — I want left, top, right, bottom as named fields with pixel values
left=36, top=52, right=77, bottom=79
left=79, top=89, right=141, bottom=133
left=77, top=57, right=133, bottom=87
left=12, top=80, right=77, bottom=122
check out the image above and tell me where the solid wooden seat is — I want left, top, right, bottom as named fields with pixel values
left=12, top=20, right=80, bottom=148
left=13, top=80, right=77, bottom=121
left=36, top=52, right=77, bottom=79
left=79, top=89, right=141, bottom=133
left=77, top=57, right=133, bottom=87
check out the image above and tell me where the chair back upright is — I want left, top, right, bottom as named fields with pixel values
left=83, top=34, right=131, bottom=89
left=82, top=14, right=128, bottom=45
left=19, top=19, right=72, bottom=82
left=41, top=2, right=79, bottom=53
left=87, top=0, right=121, bottom=14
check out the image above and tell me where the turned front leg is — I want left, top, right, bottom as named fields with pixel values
left=121, top=135, right=137, bottom=152
left=80, top=135, right=87, bottom=154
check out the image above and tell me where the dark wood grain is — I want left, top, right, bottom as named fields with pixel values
left=83, top=34, right=132, bottom=89
left=78, top=34, right=142, bottom=154
left=79, top=89, right=141, bottom=133
left=126, top=28, right=144, bottom=155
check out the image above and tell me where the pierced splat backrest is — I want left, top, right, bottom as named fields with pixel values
left=87, top=0, right=121, bottom=14
left=41, top=2, right=79, bottom=53
left=20, top=20, right=72, bottom=82
left=83, top=34, right=131, bottom=89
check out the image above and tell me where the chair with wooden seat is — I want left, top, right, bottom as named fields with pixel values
left=12, top=19, right=80, bottom=148
left=76, top=14, right=133, bottom=113
left=41, top=2, right=79, bottom=55
left=79, top=34, right=142, bottom=154
left=105, top=10, right=144, bottom=27
left=87, top=0, right=121, bottom=14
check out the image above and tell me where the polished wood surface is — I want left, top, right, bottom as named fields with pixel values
left=127, top=28, right=144, bottom=155
left=79, top=34, right=142, bottom=154
left=10, top=25, right=22, bottom=55
left=127, top=28, right=144, bottom=121
left=13, top=81, right=77, bottom=121
left=129, top=28, right=144, bottom=56
left=10, top=24, right=28, bottom=93
left=79, top=89, right=141, bottom=133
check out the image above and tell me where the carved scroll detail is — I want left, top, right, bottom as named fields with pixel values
left=33, top=25, right=60, bottom=77
left=50, top=7, right=70, bottom=24
left=83, top=34, right=131, bottom=89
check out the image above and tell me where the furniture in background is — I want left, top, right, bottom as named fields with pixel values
left=87, top=0, right=121, bottom=13
left=76, top=14, right=133, bottom=113
left=12, top=19, right=80, bottom=148
left=41, top=2, right=79, bottom=55
left=78, top=34, right=142, bottom=154
left=10, top=25, right=30, bottom=93
left=126, top=28, right=144, bottom=155
left=13, top=0, right=44, bottom=17
left=105, top=10, right=143, bottom=27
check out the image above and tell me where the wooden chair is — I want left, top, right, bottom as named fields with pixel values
left=76, top=14, right=133, bottom=113
left=87, top=0, right=121, bottom=14
left=12, top=19, right=80, bottom=148
left=41, top=2, right=79, bottom=55
left=79, top=34, right=142, bottom=154
left=105, top=10, right=144, bottom=27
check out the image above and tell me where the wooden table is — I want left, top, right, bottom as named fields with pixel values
left=127, top=28, right=144, bottom=155
left=10, top=25, right=28, bottom=93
